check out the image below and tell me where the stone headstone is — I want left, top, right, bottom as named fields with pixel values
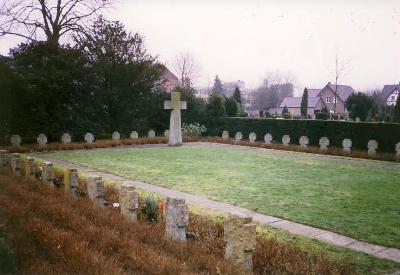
left=10, top=135, right=21, bottom=147
left=222, top=131, right=229, bottom=140
left=61, top=133, right=72, bottom=144
left=42, top=162, right=55, bottom=186
left=164, top=130, right=170, bottom=137
left=235, top=132, right=243, bottom=142
left=264, top=133, right=273, bottom=144
left=24, top=157, right=36, bottom=180
left=249, top=132, right=257, bottom=143
left=164, top=92, right=187, bottom=146
left=87, top=176, right=105, bottom=206
left=165, top=197, right=189, bottom=242
left=319, top=137, right=330, bottom=151
left=130, top=131, right=139, bottom=139
left=148, top=130, right=156, bottom=138
left=84, top=133, right=94, bottom=144
left=112, top=131, right=120, bottom=140
left=64, top=168, right=78, bottom=194
left=224, top=214, right=256, bottom=271
left=299, top=136, right=309, bottom=148
left=37, top=134, right=47, bottom=146
left=10, top=153, right=21, bottom=177
left=367, top=140, right=378, bottom=155
left=119, top=183, right=139, bottom=223
left=282, top=135, right=290, bottom=146
left=342, top=139, right=352, bottom=153
left=396, top=142, right=400, bottom=157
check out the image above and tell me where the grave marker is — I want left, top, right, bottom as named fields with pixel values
left=37, top=134, right=48, bottom=145
left=319, top=137, right=329, bottom=151
left=222, top=131, right=229, bottom=140
left=112, top=131, right=120, bottom=140
left=0, top=150, right=7, bottom=172
left=164, top=130, right=170, bottom=137
left=264, top=133, right=273, bottom=144
left=235, top=132, right=243, bottom=142
left=64, top=168, right=78, bottom=194
left=282, top=135, right=290, bottom=146
left=87, top=176, right=105, bottom=206
left=367, top=140, right=378, bottom=155
left=164, top=92, right=187, bottom=146
left=24, top=157, right=36, bottom=180
left=130, top=131, right=139, bottom=139
left=342, top=139, right=352, bottom=153
left=165, top=197, right=188, bottom=242
left=299, top=136, right=309, bottom=148
left=119, top=183, right=139, bottom=222
left=42, top=162, right=55, bottom=186
left=61, top=133, right=71, bottom=144
left=224, top=214, right=256, bottom=271
left=10, top=153, right=21, bottom=177
left=148, top=130, right=156, bottom=138
left=10, top=135, right=21, bottom=147
left=249, top=132, right=256, bottom=143
left=396, top=142, right=400, bottom=157
left=84, top=133, right=94, bottom=144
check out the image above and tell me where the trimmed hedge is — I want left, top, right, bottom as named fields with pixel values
left=223, top=118, right=400, bottom=153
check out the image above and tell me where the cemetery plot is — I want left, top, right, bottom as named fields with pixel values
left=50, top=145, right=400, bottom=249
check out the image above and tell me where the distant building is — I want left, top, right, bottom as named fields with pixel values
left=161, top=67, right=180, bottom=93
left=381, top=83, right=400, bottom=106
left=279, top=82, right=356, bottom=118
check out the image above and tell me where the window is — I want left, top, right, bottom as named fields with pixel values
left=391, top=95, right=396, bottom=101
left=326, top=96, right=331, bottom=103
left=333, top=96, right=337, bottom=103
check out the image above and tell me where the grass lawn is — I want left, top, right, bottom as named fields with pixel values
left=50, top=145, right=400, bottom=249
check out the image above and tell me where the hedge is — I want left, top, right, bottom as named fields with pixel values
left=222, top=118, right=400, bottom=153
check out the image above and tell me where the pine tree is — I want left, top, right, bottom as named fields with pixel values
left=301, top=87, right=308, bottom=118
left=224, top=96, right=240, bottom=117
left=233, top=87, right=242, bottom=105
left=212, top=75, right=224, bottom=96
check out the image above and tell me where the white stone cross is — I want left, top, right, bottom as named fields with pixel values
left=37, top=134, right=48, bottom=145
left=164, top=92, right=187, bottom=146
left=342, top=138, right=352, bottom=153
left=319, top=137, right=329, bottom=151
left=235, top=132, right=243, bottom=142
left=130, top=131, right=138, bottom=139
left=299, top=136, right=309, bottom=148
left=10, top=135, right=21, bottom=147
left=112, top=131, right=120, bottom=140
left=61, top=133, right=71, bottom=144
left=282, top=135, right=290, bottom=146
left=367, top=140, right=378, bottom=155
left=222, top=131, right=229, bottom=140
left=396, top=142, right=400, bottom=157
left=249, top=132, right=257, bottom=143
left=264, top=133, right=273, bottom=144
left=84, top=133, right=94, bottom=144
left=148, top=130, right=155, bottom=138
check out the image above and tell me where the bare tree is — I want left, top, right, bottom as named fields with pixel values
left=0, top=0, right=111, bottom=45
left=333, top=52, right=351, bottom=115
left=172, top=52, right=201, bottom=88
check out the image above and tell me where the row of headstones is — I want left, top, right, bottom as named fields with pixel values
left=9, top=129, right=170, bottom=147
left=222, top=131, right=400, bottom=156
left=0, top=150, right=256, bottom=271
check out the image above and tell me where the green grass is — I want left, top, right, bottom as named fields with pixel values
left=50, top=145, right=400, bottom=249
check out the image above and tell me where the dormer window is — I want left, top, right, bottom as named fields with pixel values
left=391, top=95, right=396, bottom=101
left=326, top=96, right=331, bottom=103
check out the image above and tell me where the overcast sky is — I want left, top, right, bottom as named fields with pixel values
left=1, top=0, right=399, bottom=95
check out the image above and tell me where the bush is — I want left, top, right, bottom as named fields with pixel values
left=222, top=118, right=400, bottom=153
left=315, top=112, right=328, bottom=120
left=283, top=112, right=292, bottom=119
left=141, top=196, right=159, bottom=223
left=0, top=225, right=16, bottom=274
left=182, top=122, right=207, bottom=136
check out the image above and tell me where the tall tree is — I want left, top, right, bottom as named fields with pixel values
left=0, top=0, right=110, bottom=45
left=333, top=52, right=350, bottom=115
left=233, top=87, right=242, bottom=105
left=224, top=96, right=240, bottom=117
left=172, top=52, right=200, bottom=88
left=206, top=93, right=226, bottom=134
left=212, top=75, right=224, bottom=96
left=345, top=92, right=374, bottom=121
left=300, top=87, right=308, bottom=117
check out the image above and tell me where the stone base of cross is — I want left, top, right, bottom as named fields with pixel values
left=164, top=92, right=187, bottom=146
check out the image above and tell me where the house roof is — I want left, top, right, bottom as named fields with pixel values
left=280, top=97, right=321, bottom=108
left=307, top=89, right=321, bottom=98
left=324, top=83, right=355, bottom=101
left=161, top=68, right=179, bottom=81
left=382, top=84, right=400, bottom=100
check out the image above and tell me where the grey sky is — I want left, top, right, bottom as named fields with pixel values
left=1, top=0, right=399, bottom=95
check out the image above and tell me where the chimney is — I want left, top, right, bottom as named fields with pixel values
left=328, top=81, right=331, bottom=84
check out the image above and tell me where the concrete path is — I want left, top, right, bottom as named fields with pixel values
left=31, top=145, right=400, bottom=263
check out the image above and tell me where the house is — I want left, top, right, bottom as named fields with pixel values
left=279, top=82, right=356, bottom=118
left=381, top=83, right=400, bottom=106
left=279, top=96, right=325, bottom=118
left=222, top=80, right=245, bottom=97
left=161, top=67, right=180, bottom=93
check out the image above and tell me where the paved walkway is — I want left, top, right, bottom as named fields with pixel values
left=32, top=144, right=400, bottom=263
